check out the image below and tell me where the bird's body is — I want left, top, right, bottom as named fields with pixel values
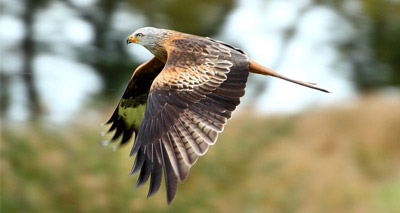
left=105, top=27, right=329, bottom=204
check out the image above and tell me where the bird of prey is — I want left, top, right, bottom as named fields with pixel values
left=105, top=27, right=329, bottom=204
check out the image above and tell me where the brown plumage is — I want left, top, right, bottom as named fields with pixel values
left=105, top=27, right=329, bottom=204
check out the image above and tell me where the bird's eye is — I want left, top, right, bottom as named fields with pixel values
left=136, top=33, right=143, bottom=38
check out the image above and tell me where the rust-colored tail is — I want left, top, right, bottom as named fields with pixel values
left=249, top=59, right=330, bottom=93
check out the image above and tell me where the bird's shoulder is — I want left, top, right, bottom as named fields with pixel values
left=162, top=31, right=247, bottom=57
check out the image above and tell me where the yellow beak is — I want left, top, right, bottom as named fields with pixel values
left=126, top=35, right=139, bottom=44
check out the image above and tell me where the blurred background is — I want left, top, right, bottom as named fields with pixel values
left=1, top=0, right=400, bottom=212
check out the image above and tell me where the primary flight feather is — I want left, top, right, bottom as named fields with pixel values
left=105, top=27, right=329, bottom=204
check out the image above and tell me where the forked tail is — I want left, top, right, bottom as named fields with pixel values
left=249, top=59, right=330, bottom=93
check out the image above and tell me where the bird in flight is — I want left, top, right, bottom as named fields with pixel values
left=105, top=27, right=329, bottom=204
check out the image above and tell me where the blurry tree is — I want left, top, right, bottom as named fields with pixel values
left=353, top=0, right=400, bottom=91
left=60, top=0, right=400, bottom=96
left=256, top=0, right=400, bottom=94
left=129, top=0, right=235, bottom=36
left=61, top=0, right=139, bottom=99
left=316, top=0, right=400, bottom=91
left=248, top=2, right=315, bottom=98
left=19, top=0, right=50, bottom=120
left=0, top=74, right=10, bottom=118
left=1, top=0, right=236, bottom=120
left=62, top=0, right=235, bottom=100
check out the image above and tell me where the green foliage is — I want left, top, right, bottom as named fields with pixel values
left=0, top=117, right=294, bottom=212
left=325, top=0, right=400, bottom=91
left=363, top=0, right=400, bottom=88
left=374, top=179, right=400, bottom=212
left=1, top=126, right=136, bottom=212
left=128, top=0, right=235, bottom=36
left=2, top=95, right=400, bottom=212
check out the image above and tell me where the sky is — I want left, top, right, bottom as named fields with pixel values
left=0, top=0, right=358, bottom=123
left=220, top=0, right=356, bottom=114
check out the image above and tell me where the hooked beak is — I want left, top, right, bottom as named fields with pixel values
left=126, top=34, right=139, bottom=45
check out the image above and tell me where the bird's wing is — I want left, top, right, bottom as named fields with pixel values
left=105, top=57, right=165, bottom=146
left=130, top=36, right=250, bottom=203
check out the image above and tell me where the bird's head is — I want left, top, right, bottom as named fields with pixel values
left=126, top=27, right=166, bottom=48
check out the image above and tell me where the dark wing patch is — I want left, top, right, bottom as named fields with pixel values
left=105, top=57, right=165, bottom=146
left=129, top=37, right=250, bottom=203
left=206, top=37, right=248, bottom=55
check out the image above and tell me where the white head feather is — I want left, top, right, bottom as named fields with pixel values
left=128, top=27, right=166, bottom=48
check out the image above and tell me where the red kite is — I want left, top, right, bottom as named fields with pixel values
left=105, top=27, right=329, bottom=203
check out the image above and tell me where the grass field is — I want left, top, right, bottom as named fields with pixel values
left=2, top=93, right=400, bottom=213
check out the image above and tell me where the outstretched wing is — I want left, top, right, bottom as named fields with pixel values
left=130, top=36, right=250, bottom=203
left=105, top=57, right=165, bottom=146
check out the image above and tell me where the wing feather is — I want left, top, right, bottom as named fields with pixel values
left=170, top=125, right=199, bottom=166
left=159, top=140, right=178, bottom=204
left=147, top=143, right=162, bottom=198
left=105, top=57, right=164, bottom=146
left=130, top=146, right=145, bottom=175
left=185, top=110, right=224, bottom=132
left=135, top=146, right=151, bottom=187
left=108, top=35, right=249, bottom=203
left=181, top=113, right=216, bottom=145
left=163, top=133, right=190, bottom=181
left=189, top=104, right=227, bottom=125
left=175, top=119, right=207, bottom=155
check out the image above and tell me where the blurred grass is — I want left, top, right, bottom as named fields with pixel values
left=1, top=93, right=400, bottom=213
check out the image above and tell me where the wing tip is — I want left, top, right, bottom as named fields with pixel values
left=99, top=140, right=110, bottom=147
left=167, top=196, right=174, bottom=205
left=316, top=87, right=331, bottom=93
left=135, top=180, right=145, bottom=189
